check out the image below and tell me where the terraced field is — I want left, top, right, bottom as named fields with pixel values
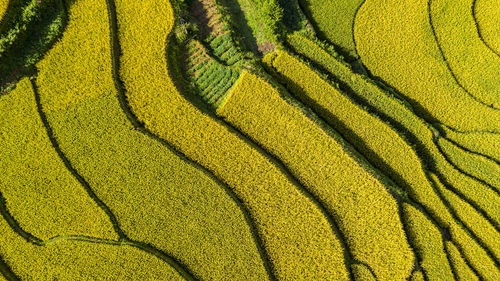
left=0, top=0, right=498, bottom=280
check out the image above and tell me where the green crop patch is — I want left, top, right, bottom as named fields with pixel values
left=0, top=0, right=498, bottom=279
left=181, top=39, right=240, bottom=107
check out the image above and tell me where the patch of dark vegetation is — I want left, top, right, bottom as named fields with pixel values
left=0, top=0, right=67, bottom=93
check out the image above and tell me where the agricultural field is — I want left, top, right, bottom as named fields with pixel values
left=0, top=0, right=498, bottom=280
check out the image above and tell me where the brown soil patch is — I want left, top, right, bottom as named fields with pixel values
left=191, top=0, right=226, bottom=39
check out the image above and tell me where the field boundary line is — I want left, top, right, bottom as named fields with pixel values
left=426, top=0, right=498, bottom=110
left=472, top=0, right=500, bottom=58
left=30, top=78, right=126, bottom=240
left=271, top=48, right=499, bottom=275
left=0, top=254, right=19, bottom=281
left=105, top=0, right=276, bottom=279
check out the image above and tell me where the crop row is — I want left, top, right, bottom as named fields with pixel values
left=445, top=241, right=480, bottom=281
left=354, top=0, right=500, bottom=133
left=428, top=173, right=499, bottom=279
left=217, top=70, right=414, bottom=280
left=183, top=39, right=239, bottom=107
left=402, top=203, right=455, bottom=280
left=351, top=263, right=376, bottom=281
left=437, top=137, right=499, bottom=191
left=207, top=32, right=243, bottom=65
left=280, top=37, right=500, bottom=279
left=112, top=0, right=354, bottom=279
left=0, top=1, right=7, bottom=21
left=263, top=49, right=434, bottom=215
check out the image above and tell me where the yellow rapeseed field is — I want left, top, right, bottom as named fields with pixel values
left=0, top=0, right=8, bottom=22
left=430, top=0, right=500, bottom=108
left=437, top=137, right=500, bottom=191
left=351, top=264, right=376, bottom=281
left=474, top=0, right=500, bottom=55
left=445, top=241, right=480, bottom=281
left=297, top=0, right=364, bottom=57
left=354, top=0, right=500, bottom=132
left=402, top=203, right=454, bottom=280
left=0, top=0, right=497, bottom=277
left=33, top=0, right=271, bottom=279
left=439, top=125, right=500, bottom=162
left=0, top=78, right=116, bottom=241
left=287, top=34, right=500, bottom=230
left=115, top=0, right=350, bottom=279
left=0, top=216, right=184, bottom=280
left=217, top=70, right=414, bottom=280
